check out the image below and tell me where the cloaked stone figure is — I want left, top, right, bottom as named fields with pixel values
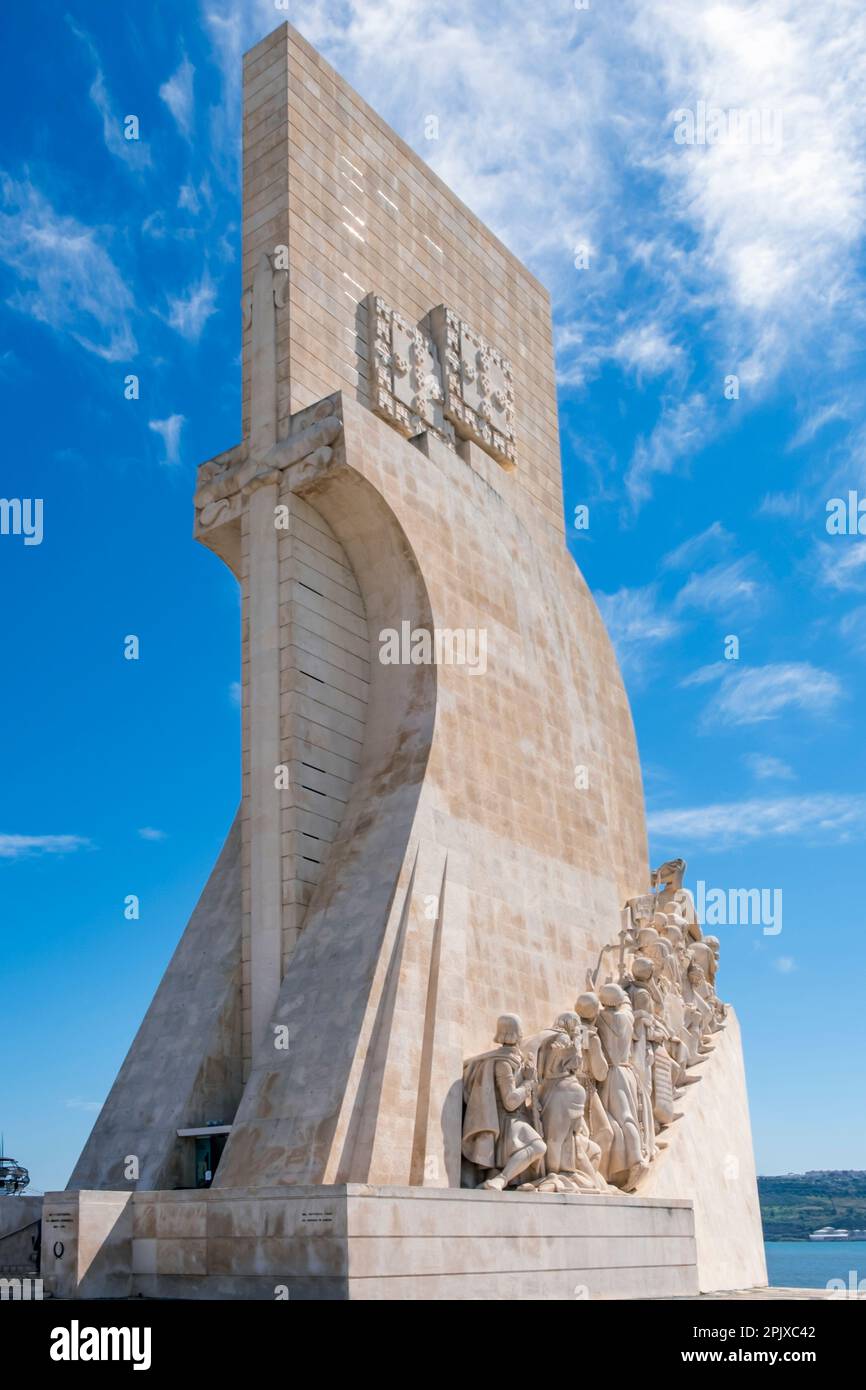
left=462, top=1014, right=546, bottom=1191
left=689, top=935, right=726, bottom=1029
left=528, top=1012, right=614, bottom=1193
left=623, top=958, right=679, bottom=1130
left=573, top=992, right=615, bottom=1178
left=657, top=918, right=709, bottom=1064
left=596, top=983, right=651, bottom=1189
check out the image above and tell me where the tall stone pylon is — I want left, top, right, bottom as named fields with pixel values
left=70, top=21, right=650, bottom=1194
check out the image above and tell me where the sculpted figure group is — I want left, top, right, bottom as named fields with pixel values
left=461, top=859, right=727, bottom=1195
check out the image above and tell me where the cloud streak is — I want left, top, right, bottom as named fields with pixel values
left=595, top=584, right=681, bottom=681
left=160, top=57, right=196, bottom=139
left=162, top=270, right=218, bottom=341
left=648, top=792, right=866, bottom=848
left=744, top=753, right=796, bottom=782
left=675, top=557, right=764, bottom=614
left=0, top=834, right=91, bottom=860
left=682, top=661, right=844, bottom=726
left=0, top=176, right=136, bottom=361
left=149, top=414, right=185, bottom=466
left=67, top=18, right=151, bottom=170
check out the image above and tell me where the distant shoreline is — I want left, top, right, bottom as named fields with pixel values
left=758, top=1171, right=866, bottom=1242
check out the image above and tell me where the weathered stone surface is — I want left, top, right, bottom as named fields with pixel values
left=42, top=1186, right=698, bottom=1301
left=640, top=1011, right=767, bottom=1292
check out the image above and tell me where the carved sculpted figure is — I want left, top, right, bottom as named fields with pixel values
left=573, top=992, right=615, bottom=1177
left=595, top=984, right=651, bottom=1189
left=625, top=966, right=679, bottom=1132
left=652, top=857, right=701, bottom=939
left=462, top=1014, right=546, bottom=1190
left=529, top=1012, right=614, bottom=1193
left=651, top=857, right=687, bottom=903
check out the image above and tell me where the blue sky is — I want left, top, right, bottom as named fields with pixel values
left=1, top=0, right=864, bottom=1193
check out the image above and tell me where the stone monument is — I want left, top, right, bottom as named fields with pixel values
left=37, top=22, right=766, bottom=1300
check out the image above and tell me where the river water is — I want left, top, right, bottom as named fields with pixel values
left=765, top=1240, right=866, bottom=1292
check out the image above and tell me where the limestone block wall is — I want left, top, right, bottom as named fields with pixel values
left=41, top=1190, right=133, bottom=1300
left=276, top=490, right=370, bottom=977
left=242, top=22, right=564, bottom=539
left=240, top=488, right=371, bottom=1076
left=640, top=1010, right=768, bottom=1292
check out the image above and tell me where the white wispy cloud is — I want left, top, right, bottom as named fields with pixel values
left=610, top=323, right=684, bottom=381
left=200, top=3, right=260, bottom=187
left=744, top=753, right=796, bottom=782
left=648, top=792, right=866, bottom=848
left=626, top=396, right=709, bottom=509
left=682, top=661, right=844, bottom=726
left=0, top=834, right=90, bottom=860
left=0, top=176, right=136, bottom=360
left=87, top=70, right=150, bottom=169
left=840, top=605, right=866, bottom=655
left=675, top=557, right=763, bottom=614
left=815, top=540, right=866, bottom=592
left=138, top=827, right=167, bottom=841
left=680, top=661, right=727, bottom=688
left=162, top=270, right=218, bottom=340
left=178, top=184, right=200, bottom=214
left=756, top=492, right=804, bottom=521
left=637, top=1, right=866, bottom=384
left=788, top=402, right=850, bottom=450
left=662, top=521, right=732, bottom=571
left=160, top=56, right=196, bottom=139
left=149, top=414, right=185, bottom=466
left=773, top=956, right=797, bottom=974
left=67, top=18, right=151, bottom=170
left=595, top=584, right=680, bottom=680
left=65, top=1098, right=103, bottom=1113
left=229, top=680, right=242, bottom=706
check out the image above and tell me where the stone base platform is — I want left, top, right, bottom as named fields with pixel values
left=40, top=1186, right=698, bottom=1300
left=685, top=1287, right=866, bottom=1300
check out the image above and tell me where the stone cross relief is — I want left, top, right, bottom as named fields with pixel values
left=192, top=254, right=346, bottom=1061
left=193, top=254, right=342, bottom=532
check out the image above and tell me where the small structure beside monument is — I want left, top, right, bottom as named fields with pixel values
left=0, top=1139, right=41, bottom=1285
left=0, top=1140, right=30, bottom=1196
left=34, top=22, right=766, bottom=1300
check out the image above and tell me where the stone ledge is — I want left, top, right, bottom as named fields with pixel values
left=41, top=1186, right=699, bottom=1301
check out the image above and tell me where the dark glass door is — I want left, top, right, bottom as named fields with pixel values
left=193, top=1133, right=227, bottom=1188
